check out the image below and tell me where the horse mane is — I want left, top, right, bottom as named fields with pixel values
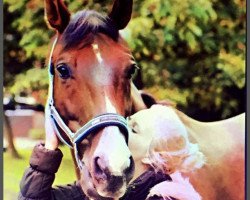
left=62, top=10, right=119, bottom=49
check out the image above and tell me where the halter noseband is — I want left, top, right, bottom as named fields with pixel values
left=47, top=37, right=129, bottom=169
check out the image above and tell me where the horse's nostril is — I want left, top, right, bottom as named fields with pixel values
left=129, top=156, right=135, bottom=170
left=124, top=156, right=135, bottom=180
left=94, top=156, right=107, bottom=180
left=94, top=157, right=102, bottom=173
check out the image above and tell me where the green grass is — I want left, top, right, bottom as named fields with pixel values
left=4, top=145, right=77, bottom=200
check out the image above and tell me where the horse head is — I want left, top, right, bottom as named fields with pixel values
left=44, top=0, right=136, bottom=198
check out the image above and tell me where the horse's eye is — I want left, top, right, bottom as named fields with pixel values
left=56, top=64, right=71, bottom=79
left=126, top=64, right=139, bottom=79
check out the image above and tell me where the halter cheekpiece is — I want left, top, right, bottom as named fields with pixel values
left=47, top=37, right=129, bottom=169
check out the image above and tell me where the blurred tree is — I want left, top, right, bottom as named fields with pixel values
left=4, top=114, right=21, bottom=159
left=4, top=0, right=245, bottom=121
left=124, top=0, right=246, bottom=120
left=4, top=2, right=32, bottom=87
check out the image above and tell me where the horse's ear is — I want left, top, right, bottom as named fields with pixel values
left=44, top=0, right=71, bottom=33
left=109, top=0, right=133, bottom=30
left=140, top=92, right=157, bottom=108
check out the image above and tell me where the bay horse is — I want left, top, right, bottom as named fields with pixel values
left=129, top=95, right=245, bottom=200
left=44, top=0, right=141, bottom=199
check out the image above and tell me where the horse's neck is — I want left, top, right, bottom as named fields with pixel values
left=176, top=110, right=245, bottom=156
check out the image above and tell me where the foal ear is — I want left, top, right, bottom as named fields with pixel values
left=109, top=0, right=133, bottom=30
left=44, top=0, right=71, bottom=33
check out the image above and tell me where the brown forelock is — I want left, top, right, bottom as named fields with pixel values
left=61, top=10, right=119, bottom=50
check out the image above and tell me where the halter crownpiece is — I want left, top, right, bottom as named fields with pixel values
left=47, top=38, right=129, bottom=167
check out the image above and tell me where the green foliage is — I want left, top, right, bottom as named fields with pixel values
left=217, top=50, right=245, bottom=89
left=4, top=0, right=245, bottom=120
left=10, top=68, right=48, bottom=93
left=124, top=0, right=245, bottom=120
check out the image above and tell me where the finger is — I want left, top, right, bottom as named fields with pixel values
left=44, top=104, right=55, bottom=135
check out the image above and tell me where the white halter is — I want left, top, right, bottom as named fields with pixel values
left=46, top=37, right=129, bottom=169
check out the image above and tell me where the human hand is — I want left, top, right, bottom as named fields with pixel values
left=44, top=104, right=59, bottom=150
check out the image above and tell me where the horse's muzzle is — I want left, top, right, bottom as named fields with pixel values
left=93, top=155, right=135, bottom=196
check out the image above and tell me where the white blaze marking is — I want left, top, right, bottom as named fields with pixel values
left=91, top=43, right=113, bottom=86
left=92, top=43, right=116, bottom=113
left=90, top=43, right=130, bottom=177
left=92, top=43, right=103, bottom=64
left=105, top=92, right=117, bottom=113
left=94, top=126, right=131, bottom=175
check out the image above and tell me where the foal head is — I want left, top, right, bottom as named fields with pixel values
left=45, top=0, right=136, bottom=198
